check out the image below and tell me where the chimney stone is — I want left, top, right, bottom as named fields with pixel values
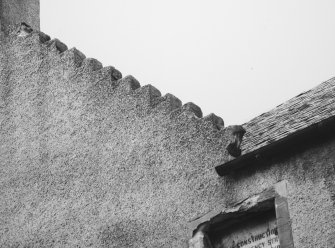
left=0, top=0, right=40, bottom=32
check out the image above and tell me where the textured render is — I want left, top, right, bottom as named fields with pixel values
left=0, top=25, right=335, bottom=248
left=0, top=0, right=40, bottom=32
left=0, top=27, right=230, bottom=247
left=222, top=138, right=335, bottom=248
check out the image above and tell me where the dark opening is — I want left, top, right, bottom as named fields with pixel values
left=209, top=209, right=277, bottom=248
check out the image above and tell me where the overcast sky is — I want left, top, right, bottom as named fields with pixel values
left=41, top=0, right=335, bottom=125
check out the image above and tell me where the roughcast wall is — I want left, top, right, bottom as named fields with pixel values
left=0, top=27, right=334, bottom=248
left=222, top=138, right=335, bottom=248
left=0, top=28, right=230, bottom=247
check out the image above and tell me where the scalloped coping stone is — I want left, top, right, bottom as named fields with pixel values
left=183, top=102, right=203, bottom=118
left=203, top=113, right=224, bottom=130
left=48, top=39, right=68, bottom=53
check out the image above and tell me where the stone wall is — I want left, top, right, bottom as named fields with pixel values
left=0, top=0, right=40, bottom=32
left=0, top=26, right=334, bottom=247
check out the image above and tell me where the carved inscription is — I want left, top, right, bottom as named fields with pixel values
left=229, top=227, right=279, bottom=248
left=212, top=213, right=280, bottom=248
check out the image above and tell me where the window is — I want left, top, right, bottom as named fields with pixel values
left=189, top=181, right=294, bottom=248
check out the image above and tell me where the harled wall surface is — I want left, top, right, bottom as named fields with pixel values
left=0, top=27, right=334, bottom=248
left=222, top=138, right=335, bottom=248
left=0, top=28, right=230, bottom=247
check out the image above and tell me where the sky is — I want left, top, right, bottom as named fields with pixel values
left=41, top=0, right=335, bottom=125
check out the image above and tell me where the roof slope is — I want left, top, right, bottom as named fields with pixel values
left=241, top=77, right=335, bottom=154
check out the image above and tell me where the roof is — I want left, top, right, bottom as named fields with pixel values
left=241, top=77, right=335, bottom=154
left=216, top=77, right=335, bottom=175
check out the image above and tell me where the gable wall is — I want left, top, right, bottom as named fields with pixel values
left=0, top=29, right=230, bottom=247
left=0, top=28, right=334, bottom=248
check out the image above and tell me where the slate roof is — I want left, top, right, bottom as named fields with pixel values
left=241, top=77, right=335, bottom=154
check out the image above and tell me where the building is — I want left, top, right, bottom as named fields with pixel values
left=0, top=1, right=334, bottom=247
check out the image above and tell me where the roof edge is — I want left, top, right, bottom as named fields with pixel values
left=215, top=115, right=335, bottom=176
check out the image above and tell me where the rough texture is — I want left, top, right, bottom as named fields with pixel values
left=0, top=28, right=231, bottom=247
left=241, top=78, right=335, bottom=154
left=0, top=25, right=335, bottom=248
left=222, top=138, right=335, bottom=248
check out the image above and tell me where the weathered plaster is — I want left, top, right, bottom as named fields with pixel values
left=0, top=25, right=334, bottom=248
left=0, top=27, right=230, bottom=247
left=189, top=181, right=294, bottom=248
left=221, top=138, right=335, bottom=248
